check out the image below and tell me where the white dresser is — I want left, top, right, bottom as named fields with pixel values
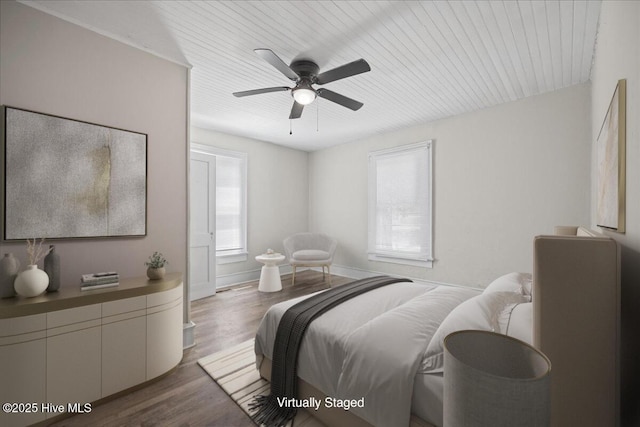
left=0, top=273, right=183, bottom=427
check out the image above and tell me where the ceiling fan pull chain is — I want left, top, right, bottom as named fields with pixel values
left=289, top=119, right=292, bottom=135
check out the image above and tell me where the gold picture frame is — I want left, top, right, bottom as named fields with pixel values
left=596, top=79, right=626, bottom=233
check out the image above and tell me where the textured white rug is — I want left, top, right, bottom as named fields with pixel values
left=197, top=339, right=324, bottom=427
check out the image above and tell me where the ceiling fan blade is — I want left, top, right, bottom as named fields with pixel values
left=254, top=48, right=299, bottom=81
left=233, top=86, right=290, bottom=97
left=289, top=101, right=304, bottom=119
left=316, top=89, right=363, bottom=111
left=316, top=59, right=371, bottom=85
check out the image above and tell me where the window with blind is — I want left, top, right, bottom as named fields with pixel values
left=368, top=141, right=433, bottom=267
left=215, top=150, right=247, bottom=263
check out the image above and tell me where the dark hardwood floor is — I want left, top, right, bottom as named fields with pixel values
left=51, top=270, right=351, bottom=427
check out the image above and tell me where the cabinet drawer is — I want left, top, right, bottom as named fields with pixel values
left=47, top=304, right=101, bottom=328
left=0, top=314, right=46, bottom=337
left=102, top=295, right=146, bottom=317
left=147, top=282, right=183, bottom=308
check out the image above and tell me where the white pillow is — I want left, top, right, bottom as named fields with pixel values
left=421, top=291, right=530, bottom=373
left=505, top=302, right=533, bottom=344
left=483, top=272, right=532, bottom=298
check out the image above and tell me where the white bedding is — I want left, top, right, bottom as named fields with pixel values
left=413, top=372, right=444, bottom=426
left=254, top=281, right=479, bottom=427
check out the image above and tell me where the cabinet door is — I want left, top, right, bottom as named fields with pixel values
left=147, top=299, right=183, bottom=379
left=47, top=305, right=101, bottom=410
left=47, top=327, right=101, bottom=409
left=0, top=339, right=46, bottom=426
left=102, top=296, right=146, bottom=397
left=0, top=314, right=46, bottom=427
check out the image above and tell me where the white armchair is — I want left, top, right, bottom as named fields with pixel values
left=283, top=233, right=337, bottom=286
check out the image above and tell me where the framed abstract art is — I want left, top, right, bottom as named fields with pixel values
left=2, top=106, right=147, bottom=240
left=596, top=79, right=626, bottom=233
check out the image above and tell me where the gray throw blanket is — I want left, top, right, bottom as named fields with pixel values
left=249, top=275, right=410, bottom=427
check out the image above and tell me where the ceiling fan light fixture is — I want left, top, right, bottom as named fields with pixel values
left=292, top=86, right=316, bottom=105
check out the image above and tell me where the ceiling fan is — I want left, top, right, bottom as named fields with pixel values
left=233, top=49, right=371, bottom=119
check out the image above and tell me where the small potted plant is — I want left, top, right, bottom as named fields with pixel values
left=145, top=251, right=168, bottom=280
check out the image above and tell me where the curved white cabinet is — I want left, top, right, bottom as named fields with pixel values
left=0, top=274, right=183, bottom=427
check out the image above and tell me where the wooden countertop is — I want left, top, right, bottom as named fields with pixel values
left=0, top=272, right=183, bottom=319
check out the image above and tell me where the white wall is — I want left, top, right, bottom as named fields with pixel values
left=590, top=1, right=640, bottom=424
left=310, top=83, right=591, bottom=287
left=0, top=1, right=188, bottom=288
left=190, top=127, right=308, bottom=281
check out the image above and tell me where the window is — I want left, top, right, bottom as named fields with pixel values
left=215, top=151, right=247, bottom=263
left=368, top=141, right=433, bottom=267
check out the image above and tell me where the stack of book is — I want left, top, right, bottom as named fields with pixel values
left=81, top=272, right=119, bottom=291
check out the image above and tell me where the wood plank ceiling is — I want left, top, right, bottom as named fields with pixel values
left=21, top=1, right=601, bottom=151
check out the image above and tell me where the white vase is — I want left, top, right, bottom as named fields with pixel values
left=14, top=265, right=49, bottom=298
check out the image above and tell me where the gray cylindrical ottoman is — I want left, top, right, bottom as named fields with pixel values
left=443, top=330, right=551, bottom=427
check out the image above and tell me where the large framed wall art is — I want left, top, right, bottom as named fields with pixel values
left=596, top=79, right=626, bottom=233
left=2, top=106, right=147, bottom=240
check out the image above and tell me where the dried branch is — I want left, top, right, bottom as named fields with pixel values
left=26, top=238, right=52, bottom=266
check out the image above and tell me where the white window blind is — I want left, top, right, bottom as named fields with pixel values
left=215, top=154, right=245, bottom=253
left=368, top=141, right=433, bottom=267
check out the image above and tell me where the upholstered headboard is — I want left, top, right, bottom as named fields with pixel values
left=533, top=226, right=620, bottom=427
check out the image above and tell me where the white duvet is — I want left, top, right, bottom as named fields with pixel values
left=254, top=281, right=478, bottom=427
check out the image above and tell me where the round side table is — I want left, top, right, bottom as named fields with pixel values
left=255, top=254, right=285, bottom=292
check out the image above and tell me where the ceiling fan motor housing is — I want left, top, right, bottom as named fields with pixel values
left=290, top=60, right=320, bottom=80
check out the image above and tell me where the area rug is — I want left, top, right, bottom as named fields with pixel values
left=197, top=339, right=324, bottom=427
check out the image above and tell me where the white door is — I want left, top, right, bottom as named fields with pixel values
left=189, top=151, right=216, bottom=301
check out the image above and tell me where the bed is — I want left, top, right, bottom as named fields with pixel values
left=254, top=226, right=620, bottom=427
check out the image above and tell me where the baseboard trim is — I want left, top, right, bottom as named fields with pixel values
left=215, top=269, right=261, bottom=289
left=214, top=264, right=476, bottom=291
left=312, top=264, right=478, bottom=290
left=183, top=321, right=196, bottom=349
left=215, top=264, right=296, bottom=289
